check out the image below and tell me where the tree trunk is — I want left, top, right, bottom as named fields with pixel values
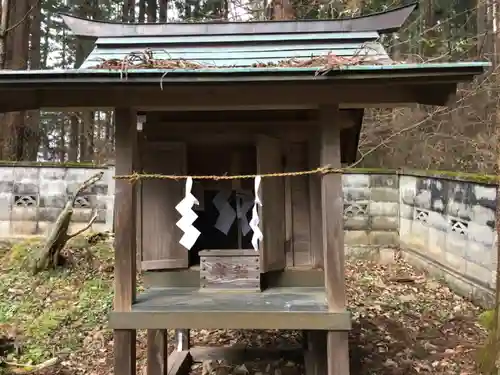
left=3, top=0, right=30, bottom=160
left=146, top=0, right=157, bottom=22
left=24, top=0, right=42, bottom=161
left=159, top=0, right=167, bottom=22
left=139, top=0, right=146, bottom=22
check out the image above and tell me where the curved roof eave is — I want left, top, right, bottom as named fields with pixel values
left=59, top=2, right=417, bottom=38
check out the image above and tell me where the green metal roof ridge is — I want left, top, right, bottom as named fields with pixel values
left=0, top=61, right=490, bottom=76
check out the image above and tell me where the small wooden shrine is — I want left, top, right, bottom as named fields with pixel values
left=0, top=3, right=488, bottom=375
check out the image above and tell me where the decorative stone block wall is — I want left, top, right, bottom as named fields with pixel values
left=0, top=164, right=497, bottom=306
left=0, top=165, right=115, bottom=237
left=399, top=173, right=497, bottom=306
left=342, top=173, right=399, bottom=259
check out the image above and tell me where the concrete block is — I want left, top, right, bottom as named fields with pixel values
left=10, top=221, right=37, bottom=235
left=13, top=183, right=39, bottom=195
left=465, top=241, right=493, bottom=270
left=344, top=202, right=368, bottom=216
left=399, top=217, right=412, bottom=240
left=399, top=203, right=413, bottom=219
left=344, top=216, right=369, bottom=230
left=0, top=167, right=14, bottom=182
left=72, top=208, right=94, bottom=223
left=468, top=222, right=495, bottom=247
left=11, top=207, right=37, bottom=221
left=371, top=187, right=399, bottom=202
left=0, top=220, right=10, bottom=237
left=344, top=230, right=369, bottom=245
left=38, top=207, right=62, bottom=222
left=446, top=231, right=467, bottom=256
left=90, top=195, right=108, bottom=210
left=369, top=201, right=398, bottom=217
left=39, top=179, right=66, bottom=196
left=427, top=227, right=446, bottom=263
left=13, top=167, right=38, bottom=181
left=37, top=221, right=53, bottom=235
left=96, top=209, right=107, bottom=223
left=0, top=181, right=13, bottom=194
left=399, top=176, right=418, bottom=206
left=426, top=211, right=448, bottom=232
left=411, top=220, right=429, bottom=246
left=343, top=187, right=371, bottom=202
left=39, top=168, right=66, bottom=180
left=342, top=174, right=370, bottom=188
left=465, top=261, right=491, bottom=286
left=371, top=216, right=398, bottom=231
left=369, top=231, right=398, bottom=246
left=444, top=252, right=466, bottom=273
left=370, top=174, right=398, bottom=188
left=471, top=204, right=495, bottom=228
left=0, top=195, right=11, bottom=220
left=39, top=195, right=67, bottom=208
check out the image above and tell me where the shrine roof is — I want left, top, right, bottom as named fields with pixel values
left=0, top=2, right=490, bottom=116
left=53, top=3, right=486, bottom=75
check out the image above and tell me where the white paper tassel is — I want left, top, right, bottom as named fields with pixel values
left=175, top=177, right=200, bottom=250
left=213, top=189, right=236, bottom=235
left=249, top=176, right=263, bottom=251
left=236, top=191, right=253, bottom=236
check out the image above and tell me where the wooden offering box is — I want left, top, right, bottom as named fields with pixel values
left=200, top=249, right=261, bottom=291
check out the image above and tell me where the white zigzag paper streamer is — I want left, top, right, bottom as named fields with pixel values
left=213, top=189, right=236, bottom=235
left=175, top=177, right=200, bottom=250
left=236, top=191, right=253, bottom=236
left=249, top=176, right=263, bottom=251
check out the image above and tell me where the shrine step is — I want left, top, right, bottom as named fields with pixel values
left=109, top=287, right=351, bottom=330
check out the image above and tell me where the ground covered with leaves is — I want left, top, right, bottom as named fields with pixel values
left=0, top=239, right=488, bottom=374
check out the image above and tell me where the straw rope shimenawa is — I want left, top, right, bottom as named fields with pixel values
left=113, top=165, right=343, bottom=183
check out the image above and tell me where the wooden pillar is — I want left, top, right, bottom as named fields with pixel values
left=308, top=135, right=323, bottom=269
left=147, top=330, right=169, bottom=375
left=319, top=106, right=350, bottom=375
left=113, top=107, right=138, bottom=375
left=304, top=330, right=327, bottom=375
left=175, top=329, right=190, bottom=351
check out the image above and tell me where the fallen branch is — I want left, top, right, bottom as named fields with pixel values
left=31, top=172, right=104, bottom=275
left=3, top=357, right=58, bottom=374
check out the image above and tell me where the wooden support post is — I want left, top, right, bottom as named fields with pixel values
left=304, top=330, right=327, bottom=375
left=308, top=135, right=323, bottom=269
left=175, top=329, right=190, bottom=351
left=113, top=107, right=138, bottom=375
left=319, top=106, right=350, bottom=375
left=147, top=330, right=169, bottom=375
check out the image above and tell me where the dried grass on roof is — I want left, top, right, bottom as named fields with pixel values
left=89, top=48, right=388, bottom=74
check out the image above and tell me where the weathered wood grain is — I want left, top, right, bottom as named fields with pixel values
left=141, top=142, right=188, bottom=271
left=319, top=106, right=350, bottom=375
left=113, top=108, right=138, bottom=375
left=257, top=135, right=286, bottom=272
left=147, top=329, right=168, bottom=375
left=200, top=249, right=260, bottom=291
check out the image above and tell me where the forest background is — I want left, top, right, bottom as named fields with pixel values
left=0, top=0, right=498, bottom=172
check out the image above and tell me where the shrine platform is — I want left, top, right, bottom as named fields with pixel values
left=109, top=287, right=351, bottom=330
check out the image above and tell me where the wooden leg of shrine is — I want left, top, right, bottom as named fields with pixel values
left=147, top=330, right=169, bottom=375
left=175, top=329, right=190, bottom=351
left=113, top=108, right=138, bottom=375
left=304, top=330, right=327, bottom=375
left=320, top=106, right=350, bottom=375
